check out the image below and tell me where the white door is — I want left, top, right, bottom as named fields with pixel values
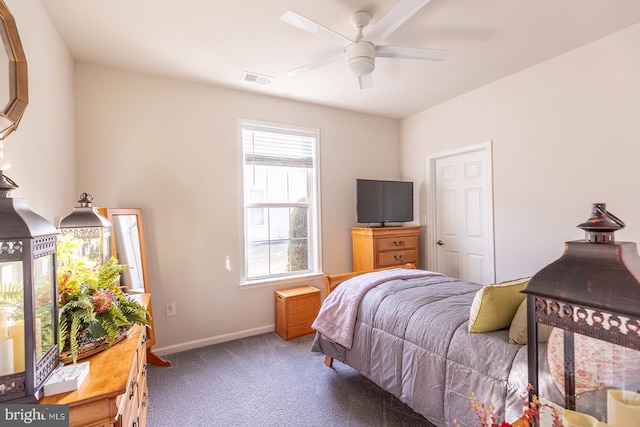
left=426, top=142, right=495, bottom=284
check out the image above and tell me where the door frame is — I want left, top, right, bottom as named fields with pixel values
left=425, top=141, right=496, bottom=282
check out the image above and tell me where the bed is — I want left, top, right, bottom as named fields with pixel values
left=310, top=266, right=560, bottom=427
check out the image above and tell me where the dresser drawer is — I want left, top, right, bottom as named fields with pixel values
left=120, top=383, right=138, bottom=427
left=377, top=249, right=417, bottom=267
left=131, top=333, right=148, bottom=427
left=138, top=367, right=149, bottom=427
left=377, top=235, right=418, bottom=252
left=117, top=338, right=141, bottom=426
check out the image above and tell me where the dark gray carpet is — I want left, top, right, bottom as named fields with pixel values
left=146, top=332, right=436, bottom=427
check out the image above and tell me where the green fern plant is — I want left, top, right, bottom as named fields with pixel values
left=0, top=283, right=22, bottom=317
left=57, top=234, right=150, bottom=363
left=0, top=282, right=23, bottom=302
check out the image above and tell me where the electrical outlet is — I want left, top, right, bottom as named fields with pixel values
left=166, top=302, right=176, bottom=317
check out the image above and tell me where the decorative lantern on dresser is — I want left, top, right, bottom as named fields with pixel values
left=524, top=203, right=640, bottom=426
left=0, top=171, right=59, bottom=402
left=58, top=193, right=111, bottom=266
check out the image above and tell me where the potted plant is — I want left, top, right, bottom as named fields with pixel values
left=56, top=234, right=149, bottom=363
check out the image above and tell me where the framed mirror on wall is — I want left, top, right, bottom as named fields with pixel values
left=0, top=0, right=28, bottom=140
left=99, top=207, right=171, bottom=367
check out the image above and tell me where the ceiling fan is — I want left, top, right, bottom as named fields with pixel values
left=280, top=0, right=451, bottom=90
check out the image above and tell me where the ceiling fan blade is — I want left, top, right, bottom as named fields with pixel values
left=285, top=51, right=344, bottom=76
left=358, top=74, right=374, bottom=90
left=375, top=45, right=451, bottom=61
left=280, top=11, right=352, bottom=48
left=365, top=0, right=434, bottom=44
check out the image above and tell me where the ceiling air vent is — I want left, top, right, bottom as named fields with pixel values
left=241, top=72, right=272, bottom=86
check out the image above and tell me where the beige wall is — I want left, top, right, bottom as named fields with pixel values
left=3, top=0, right=76, bottom=223
left=401, top=22, right=640, bottom=282
left=74, top=64, right=401, bottom=353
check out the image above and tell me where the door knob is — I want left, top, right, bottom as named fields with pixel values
left=436, top=240, right=444, bottom=246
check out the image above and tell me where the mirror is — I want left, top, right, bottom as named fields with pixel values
left=0, top=0, right=28, bottom=139
left=98, top=207, right=171, bottom=367
left=113, top=213, right=145, bottom=291
left=102, top=208, right=148, bottom=294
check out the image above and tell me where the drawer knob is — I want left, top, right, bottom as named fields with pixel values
left=393, top=240, right=404, bottom=246
left=129, top=379, right=138, bottom=399
left=393, top=255, right=403, bottom=261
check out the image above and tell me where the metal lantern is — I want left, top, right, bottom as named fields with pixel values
left=58, top=192, right=111, bottom=265
left=0, top=171, right=59, bottom=402
left=524, top=203, right=640, bottom=425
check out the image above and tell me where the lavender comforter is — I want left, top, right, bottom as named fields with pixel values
left=311, top=271, right=532, bottom=427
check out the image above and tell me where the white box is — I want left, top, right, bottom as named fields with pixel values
left=43, top=362, right=90, bottom=396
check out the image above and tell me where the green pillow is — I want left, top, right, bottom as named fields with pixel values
left=508, top=298, right=553, bottom=344
left=468, top=277, right=530, bottom=333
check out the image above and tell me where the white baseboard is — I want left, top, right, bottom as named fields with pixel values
left=152, top=324, right=275, bottom=356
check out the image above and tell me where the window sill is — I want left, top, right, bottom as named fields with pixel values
left=240, top=272, right=325, bottom=290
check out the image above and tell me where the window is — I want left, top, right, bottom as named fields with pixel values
left=239, top=119, right=320, bottom=284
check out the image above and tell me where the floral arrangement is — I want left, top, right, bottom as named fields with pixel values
left=454, top=386, right=563, bottom=427
left=57, top=234, right=149, bottom=363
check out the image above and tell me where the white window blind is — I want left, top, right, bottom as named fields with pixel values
left=242, top=124, right=315, bottom=168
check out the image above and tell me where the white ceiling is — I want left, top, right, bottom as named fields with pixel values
left=39, top=0, right=640, bottom=119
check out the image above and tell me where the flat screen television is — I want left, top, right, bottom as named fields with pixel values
left=356, top=179, right=413, bottom=226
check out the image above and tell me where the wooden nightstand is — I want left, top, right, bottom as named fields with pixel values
left=275, top=285, right=321, bottom=340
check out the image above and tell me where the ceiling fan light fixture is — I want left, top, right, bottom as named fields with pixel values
left=346, top=42, right=375, bottom=77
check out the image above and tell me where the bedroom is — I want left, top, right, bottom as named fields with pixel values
left=1, top=0, right=639, bottom=419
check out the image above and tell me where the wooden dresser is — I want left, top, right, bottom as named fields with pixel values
left=41, top=294, right=151, bottom=427
left=351, top=226, right=421, bottom=271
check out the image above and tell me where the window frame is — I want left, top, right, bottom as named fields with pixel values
left=238, top=118, right=322, bottom=287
